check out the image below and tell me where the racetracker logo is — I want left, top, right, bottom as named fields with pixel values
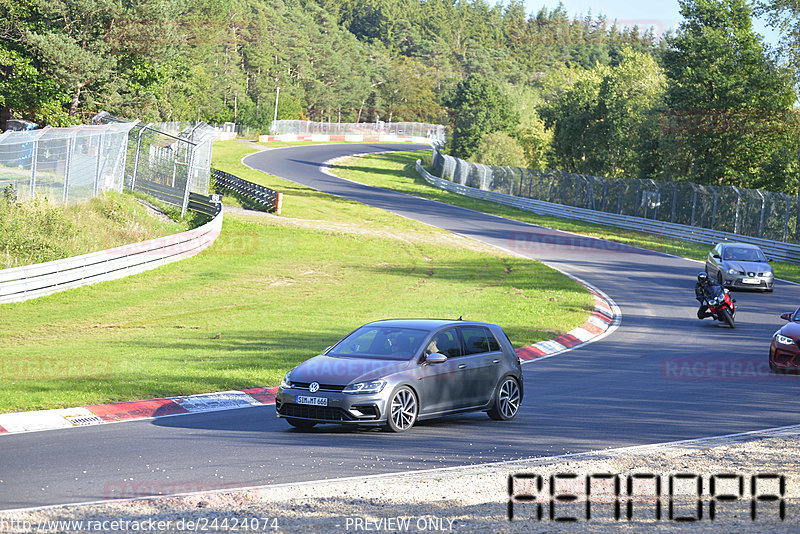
left=508, top=231, right=635, bottom=254
left=661, top=358, right=777, bottom=381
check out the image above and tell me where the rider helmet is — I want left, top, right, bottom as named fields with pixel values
left=697, top=272, right=709, bottom=284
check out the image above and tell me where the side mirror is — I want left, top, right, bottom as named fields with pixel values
left=711, top=254, right=721, bottom=260
left=780, top=312, right=792, bottom=321
left=425, top=353, right=448, bottom=364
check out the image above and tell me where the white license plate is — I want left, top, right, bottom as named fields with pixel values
left=296, top=396, right=327, bottom=406
left=742, top=278, right=760, bottom=284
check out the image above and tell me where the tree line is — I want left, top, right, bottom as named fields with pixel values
left=1, top=0, right=799, bottom=192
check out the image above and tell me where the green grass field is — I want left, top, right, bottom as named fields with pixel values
left=0, top=141, right=593, bottom=413
left=0, top=191, right=191, bottom=269
left=327, top=149, right=800, bottom=284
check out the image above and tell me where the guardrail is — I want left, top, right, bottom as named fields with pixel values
left=0, top=195, right=223, bottom=304
left=416, top=160, right=800, bottom=264
left=212, top=169, right=282, bottom=214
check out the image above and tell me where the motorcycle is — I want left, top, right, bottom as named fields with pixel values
left=701, top=285, right=737, bottom=328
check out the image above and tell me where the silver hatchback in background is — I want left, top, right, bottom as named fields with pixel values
left=275, top=319, right=523, bottom=432
left=705, top=242, right=774, bottom=292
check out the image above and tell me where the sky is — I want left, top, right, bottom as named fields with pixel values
left=524, top=0, right=783, bottom=49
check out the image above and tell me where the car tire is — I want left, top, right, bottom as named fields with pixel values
left=386, top=386, right=418, bottom=432
left=488, top=377, right=521, bottom=421
left=286, top=418, right=317, bottom=429
left=717, top=271, right=724, bottom=287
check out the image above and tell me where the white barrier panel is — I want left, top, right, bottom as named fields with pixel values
left=0, top=207, right=223, bottom=304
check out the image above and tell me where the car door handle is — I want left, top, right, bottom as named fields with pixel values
left=492, top=359, right=501, bottom=364
left=458, top=364, right=467, bottom=369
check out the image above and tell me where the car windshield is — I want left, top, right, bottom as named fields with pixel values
left=722, top=247, right=766, bottom=262
left=328, top=326, right=428, bottom=361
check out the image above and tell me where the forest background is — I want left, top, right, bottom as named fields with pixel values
left=2, top=0, right=800, bottom=193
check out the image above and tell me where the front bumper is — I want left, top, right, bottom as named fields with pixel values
left=722, top=274, right=774, bottom=290
left=769, top=340, right=800, bottom=370
left=275, top=387, right=389, bottom=425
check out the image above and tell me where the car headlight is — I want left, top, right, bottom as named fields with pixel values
left=343, top=380, right=387, bottom=394
left=775, top=334, right=794, bottom=346
left=727, top=268, right=736, bottom=275
left=765, top=272, right=774, bottom=278
left=279, top=370, right=292, bottom=389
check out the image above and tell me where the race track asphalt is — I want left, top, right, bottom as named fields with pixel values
left=1, top=143, right=799, bottom=511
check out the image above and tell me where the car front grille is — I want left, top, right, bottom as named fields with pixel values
left=279, top=403, right=353, bottom=422
left=291, top=382, right=346, bottom=392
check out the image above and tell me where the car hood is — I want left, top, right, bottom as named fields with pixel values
left=779, top=322, right=800, bottom=339
left=290, top=354, right=411, bottom=385
left=724, top=261, right=771, bottom=273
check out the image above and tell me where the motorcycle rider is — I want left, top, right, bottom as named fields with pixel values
left=695, top=272, right=714, bottom=319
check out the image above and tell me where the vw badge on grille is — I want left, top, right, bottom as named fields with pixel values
left=309, top=382, right=320, bottom=393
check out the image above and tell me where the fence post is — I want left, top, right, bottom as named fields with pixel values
left=181, top=141, right=196, bottom=218
left=732, top=186, right=742, bottom=234
left=711, top=186, right=719, bottom=230
left=29, top=138, right=39, bottom=199
left=632, top=179, right=642, bottom=218
left=600, top=178, right=608, bottom=211
left=131, top=123, right=151, bottom=191
left=62, top=131, right=76, bottom=204
left=171, top=150, right=178, bottom=188
left=757, top=190, right=766, bottom=238
left=781, top=193, right=790, bottom=242
left=670, top=182, right=677, bottom=223
left=94, top=133, right=103, bottom=196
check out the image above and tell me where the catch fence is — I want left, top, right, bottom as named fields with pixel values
left=0, top=116, right=219, bottom=218
left=270, top=120, right=446, bottom=144
left=432, top=147, right=800, bottom=244
left=94, top=115, right=218, bottom=216
left=0, top=123, right=135, bottom=204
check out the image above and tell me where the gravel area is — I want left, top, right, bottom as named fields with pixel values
left=2, top=426, right=799, bottom=533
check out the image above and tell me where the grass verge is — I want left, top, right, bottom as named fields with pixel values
left=0, top=189, right=190, bottom=269
left=327, top=149, right=800, bottom=284
left=0, top=141, right=593, bottom=413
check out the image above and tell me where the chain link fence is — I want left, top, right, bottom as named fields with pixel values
left=271, top=120, right=446, bottom=144
left=432, top=146, right=800, bottom=244
left=96, top=114, right=218, bottom=216
left=0, top=123, right=136, bottom=204
left=0, top=116, right=219, bottom=217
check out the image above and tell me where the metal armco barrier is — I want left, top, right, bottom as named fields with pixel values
left=212, top=169, right=283, bottom=214
left=0, top=195, right=223, bottom=304
left=416, top=160, right=800, bottom=264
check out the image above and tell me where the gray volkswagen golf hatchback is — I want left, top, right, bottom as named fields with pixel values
left=275, top=319, right=523, bottom=432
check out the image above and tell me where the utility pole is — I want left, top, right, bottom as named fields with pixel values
left=273, top=87, right=280, bottom=124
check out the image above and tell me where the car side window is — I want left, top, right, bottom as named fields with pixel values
left=426, top=329, right=463, bottom=358
left=459, top=326, right=502, bottom=355
left=714, top=244, right=721, bottom=256
left=485, top=329, right=501, bottom=351
left=460, top=326, right=489, bottom=355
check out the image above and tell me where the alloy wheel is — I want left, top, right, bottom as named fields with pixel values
left=388, top=387, right=417, bottom=432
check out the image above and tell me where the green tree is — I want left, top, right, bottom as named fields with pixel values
left=471, top=130, right=526, bottom=167
left=444, top=74, right=519, bottom=159
left=661, top=0, right=796, bottom=187
left=540, top=66, right=607, bottom=174
left=377, top=56, right=443, bottom=122
left=597, top=46, right=666, bottom=178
